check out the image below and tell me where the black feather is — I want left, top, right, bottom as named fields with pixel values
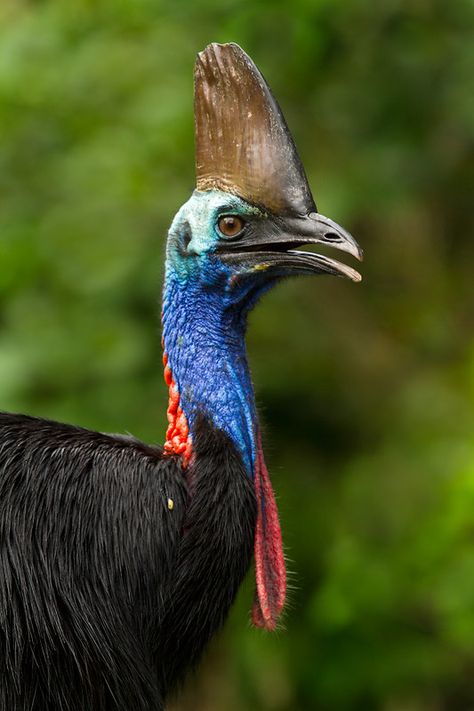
left=0, top=412, right=256, bottom=710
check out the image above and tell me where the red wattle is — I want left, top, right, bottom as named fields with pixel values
left=162, top=352, right=193, bottom=466
left=252, top=432, right=286, bottom=630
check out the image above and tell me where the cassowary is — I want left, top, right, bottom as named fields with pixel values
left=0, top=43, right=362, bottom=710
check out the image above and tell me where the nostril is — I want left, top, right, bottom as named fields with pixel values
left=324, top=232, right=342, bottom=243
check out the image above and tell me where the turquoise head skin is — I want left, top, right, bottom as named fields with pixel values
left=165, top=190, right=265, bottom=285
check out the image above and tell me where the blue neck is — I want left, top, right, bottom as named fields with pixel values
left=162, top=267, right=257, bottom=475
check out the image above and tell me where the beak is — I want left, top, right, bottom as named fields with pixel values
left=218, top=212, right=363, bottom=283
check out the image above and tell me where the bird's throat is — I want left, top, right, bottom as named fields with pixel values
left=162, top=271, right=257, bottom=471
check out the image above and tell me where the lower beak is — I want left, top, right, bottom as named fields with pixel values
left=239, top=248, right=362, bottom=282
left=219, top=212, right=363, bottom=283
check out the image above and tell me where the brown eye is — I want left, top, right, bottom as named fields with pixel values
left=217, top=215, right=245, bottom=238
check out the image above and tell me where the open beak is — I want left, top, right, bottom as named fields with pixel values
left=218, top=212, right=363, bottom=283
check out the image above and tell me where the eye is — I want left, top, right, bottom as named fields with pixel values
left=217, top=215, right=246, bottom=238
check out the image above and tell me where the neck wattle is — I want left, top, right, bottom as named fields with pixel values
left=162, top=351, right=193, bottom=466
left=161, top=267, right=286, bottom=630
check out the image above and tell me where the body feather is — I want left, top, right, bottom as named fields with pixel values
left=0, top=413, right=256, bottom=710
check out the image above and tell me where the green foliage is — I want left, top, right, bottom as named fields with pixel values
left=1, top=0, right=473, bottom=708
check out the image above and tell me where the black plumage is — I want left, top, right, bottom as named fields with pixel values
left=0, top=413, right=255, bottom=710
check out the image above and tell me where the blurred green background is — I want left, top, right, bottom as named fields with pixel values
left=1, top=0, right=473, bottom=709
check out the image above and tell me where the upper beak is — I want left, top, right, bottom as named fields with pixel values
left=218, top=212, right=363, bottom=283
left=297, top=212, right=363, bottom=262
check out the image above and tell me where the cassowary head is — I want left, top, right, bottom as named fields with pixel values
left=166, top=42, right=362, bottom=301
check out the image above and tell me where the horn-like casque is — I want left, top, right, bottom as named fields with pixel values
left=195, top=42, right=317, bottom=216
